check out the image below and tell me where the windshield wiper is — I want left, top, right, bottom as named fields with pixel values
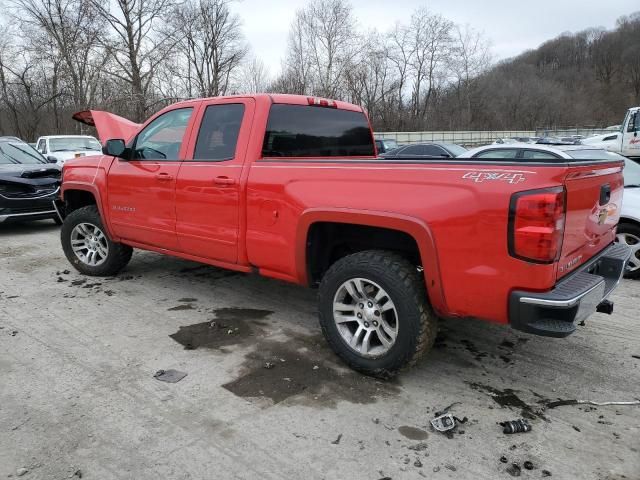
left=625, top=184, right=640, bottom=188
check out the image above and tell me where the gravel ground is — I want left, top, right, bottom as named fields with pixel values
left=1, top=220, right=639, bottom=480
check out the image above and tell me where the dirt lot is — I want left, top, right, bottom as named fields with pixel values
left=1, top=221, right=639, bottom=480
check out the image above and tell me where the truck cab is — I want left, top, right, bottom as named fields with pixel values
left=583, top=107, right=640, bottom=158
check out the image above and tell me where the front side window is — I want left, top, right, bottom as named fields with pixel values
left=474, top=149, right=519, bottom=159
left=134, top=108, right=193, bottom=161
left=262, top=105, right=374, bottom=157
left=421, top=145, right=449, bottom=157
left=194, top=104, right=244, bottom=161
left=37, top=139, right=46, bottom=153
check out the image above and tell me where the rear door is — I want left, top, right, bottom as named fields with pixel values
left=175, top=98, right=254, bottom=263
left=107, top=107, right=195, bottom=250
left=558, top=157, right=624, bottom=278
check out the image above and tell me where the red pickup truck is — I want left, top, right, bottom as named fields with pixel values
left=61, top=94, right=631, bottom=377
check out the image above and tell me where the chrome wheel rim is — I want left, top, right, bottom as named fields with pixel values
left=70, top=222, right=109, bottom=266
left=332, top=278, right=399, bottom=358
left=616, top=232, right=640, bottom=272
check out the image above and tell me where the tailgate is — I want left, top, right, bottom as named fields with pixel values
left=558, top=162, right=624, bottom=279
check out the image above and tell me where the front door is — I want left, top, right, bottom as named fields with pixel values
left=175, top=98, right=254, bottom=263
left=107, top=107, right=195, bottom=251
left=622, top=110, right=640, bottom=157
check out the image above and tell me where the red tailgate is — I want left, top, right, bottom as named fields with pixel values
left=557, top=162, right=624, bottom=279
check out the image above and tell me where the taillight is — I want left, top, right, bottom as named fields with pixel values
left=508, top=187, right=566, bottom=263
left=307, top=97, right=337, bottom=108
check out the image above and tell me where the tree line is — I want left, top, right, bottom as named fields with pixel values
left=0, top=0, right=638, bottom=141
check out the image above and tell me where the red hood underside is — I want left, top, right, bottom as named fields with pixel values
left=72, top=110, right=141, bottom=144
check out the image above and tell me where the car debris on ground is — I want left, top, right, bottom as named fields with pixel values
left=500, top=419, right=532, bottom=434
left=152, top=369, right=188, bottom=383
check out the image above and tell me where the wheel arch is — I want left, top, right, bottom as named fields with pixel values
left=295, top=208, right=448, bottom=315
left=62, top=183, right=116, bottom=239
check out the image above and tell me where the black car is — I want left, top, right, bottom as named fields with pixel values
left=375, top=138, right=399, bottom=154
left=0, top=137, right=62, bottom=225
left=380, top=142, right=467, bottom=159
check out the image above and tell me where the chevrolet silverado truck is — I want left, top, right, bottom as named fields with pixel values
left=60, top=94, right=631, bottom=376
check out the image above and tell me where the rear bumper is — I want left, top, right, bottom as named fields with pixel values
left=509, top=242, right=631, bottom=337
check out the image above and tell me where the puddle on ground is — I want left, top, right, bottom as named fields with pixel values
left=468, top=382, right=547, bottom=420
left=222, top=338, right=400, bottom=406
left=169, top=308, right=273, bottom=350
left=168, top=304, right=196, bottom=311
left=398, top=426, right=429, bottom=440
left=169, top=309, right=399, bottom=407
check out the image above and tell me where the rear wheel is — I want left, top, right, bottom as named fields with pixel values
left=616, top=223, right=640, bottom=279
left=61, top=205, right=133, bottom=276
left=318, top=250, right=437, bottom=378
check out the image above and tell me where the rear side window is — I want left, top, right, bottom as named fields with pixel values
left=262, top=105, right=374, bottom=157
left=194, top=104, right=244, bottom=161
left=521, top=150, right=560, bottom=160
left=474, top=149, right=519, bottom=159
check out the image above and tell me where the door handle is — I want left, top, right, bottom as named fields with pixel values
left=156, top=173, right=173, bottom=181
left=214, top=176, right=236, bottom=186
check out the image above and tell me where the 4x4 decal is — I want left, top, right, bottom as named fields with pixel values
left=462, top=172, right=526, bottom=184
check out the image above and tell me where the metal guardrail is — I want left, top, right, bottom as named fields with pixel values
left=375, top=128, right=618, bottom=147
left=375, top=131, right=537, bottom=147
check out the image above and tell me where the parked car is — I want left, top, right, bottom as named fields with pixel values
left=380, top=142, right=466, bottom=158
left=617, top=158, right=640, bottom=278
left=493, top=136, right=540, bottom=144
left=0, top=136, right=62, bottom=225
left=61, top=94, right=629, bottom=376
left=457, top=142, right=622, bottom=161
left=35, top=135, right=102, bottom=165
left=374, top=138, right=398, bottom=154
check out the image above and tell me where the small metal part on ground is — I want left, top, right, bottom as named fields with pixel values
left=500, top=419, right=532, bottom=434
left=545, top=399, right=640, bottom=408
left=331, top=433, right=342, bottom=445
left=153, top=369, right=188, bottom=383
left=431, top=413, right=456, bottom=432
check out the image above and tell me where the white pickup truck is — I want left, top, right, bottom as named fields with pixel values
left=583, top=107, right=640, bottom=159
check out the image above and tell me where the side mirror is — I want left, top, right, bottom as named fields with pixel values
left=46, top=156, right=58, bottom=163
left=103, top=139, right=127, bottom=158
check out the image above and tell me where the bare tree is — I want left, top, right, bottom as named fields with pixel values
left=237, top=56, right=270, bottom=93
left=10, top=0, right=105, bottom=111
left=284, top=0, right=359, bottom=98
left=169, top=0, right=247, bottom=98
left=91, top=0, right=176, bottom=121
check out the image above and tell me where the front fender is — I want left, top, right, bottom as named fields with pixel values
left=295, top=208, right=448, bottom=315
left=61, top=182, right=118, bottom=241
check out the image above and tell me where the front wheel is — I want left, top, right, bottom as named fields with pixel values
left=318, top=250, right=437, bottom=378
left=616, top=223, right=640, bottom=279
left=61, top=205, right=133, bottom=276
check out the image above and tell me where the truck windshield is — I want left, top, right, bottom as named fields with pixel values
left=50, top=137, right=101, bottom=152
left=262, top=105, right=375, bottom=157
left=624, top=159, right=640, bottom=187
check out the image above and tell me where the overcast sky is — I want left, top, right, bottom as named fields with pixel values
left=232, top=0, right=639, bottom=76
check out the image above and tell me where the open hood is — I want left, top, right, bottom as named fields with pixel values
left=72, top=110, right=141, bottom=144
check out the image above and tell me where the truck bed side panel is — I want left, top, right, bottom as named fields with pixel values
left=245, top=160, right=568, bottom=324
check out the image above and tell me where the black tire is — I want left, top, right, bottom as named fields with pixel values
left=616, top=222, right=640, bottom=279
left=318, top=250, right=437, bottom=378
left=61, top=205, right=133, bottom=276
